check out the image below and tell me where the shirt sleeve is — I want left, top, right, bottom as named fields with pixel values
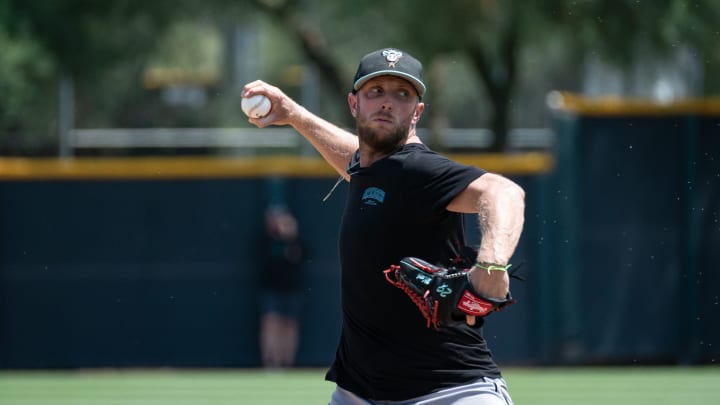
left=405, top=149, right=486, bottom=213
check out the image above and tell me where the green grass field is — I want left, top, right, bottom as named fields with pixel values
left=0, top=367, right=718, bottom=404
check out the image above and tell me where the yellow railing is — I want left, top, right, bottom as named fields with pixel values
left=0, top=153, right=554, bottom=181
left=547, top=91, right=720, bottom=116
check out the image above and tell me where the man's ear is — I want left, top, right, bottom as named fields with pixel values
left=412, top=102, right=425, bottom=125
left=348, top=93, right=358, bottom=118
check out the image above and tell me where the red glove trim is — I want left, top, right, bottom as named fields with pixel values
left=457, top=290, right=494, bottom=316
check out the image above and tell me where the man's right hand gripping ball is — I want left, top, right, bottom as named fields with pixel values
left=384, top=257, right=515, bottom=330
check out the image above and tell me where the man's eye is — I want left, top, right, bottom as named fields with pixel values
left=398, top=90, right=409, bottom=98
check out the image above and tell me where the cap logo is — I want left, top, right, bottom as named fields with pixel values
left=382, top=49, right=403, bottom=68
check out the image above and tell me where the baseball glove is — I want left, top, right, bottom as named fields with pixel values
left=383, top=256, right=516, bottom=330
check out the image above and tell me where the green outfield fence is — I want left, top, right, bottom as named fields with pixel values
left=0, top=93, right=718, bottom=369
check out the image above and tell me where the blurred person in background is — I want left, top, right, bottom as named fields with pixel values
left=258, top=204, right=306, bottom=369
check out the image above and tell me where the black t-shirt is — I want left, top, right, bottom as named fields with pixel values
left=325, top=143, right=501, bottom=401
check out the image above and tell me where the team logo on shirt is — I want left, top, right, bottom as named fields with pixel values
left=361, top=187, right=385, bottom=206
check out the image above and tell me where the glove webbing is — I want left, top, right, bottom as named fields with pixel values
left=383, top=265, right=439, bottom=328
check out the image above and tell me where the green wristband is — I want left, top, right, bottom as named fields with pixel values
left=474, top=262, right=512, bottom=275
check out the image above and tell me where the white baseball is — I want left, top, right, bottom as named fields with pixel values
left=241, top=94, right=272, bottom=118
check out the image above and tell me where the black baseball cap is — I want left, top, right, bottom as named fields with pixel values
left=352, top=48, right=426, bottom=98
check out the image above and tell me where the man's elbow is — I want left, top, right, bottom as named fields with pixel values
left=496, top=177, right=526, bottom=220
left=493, top=174, right=525, bottom=203
left=508, top=181, right=525, bottom=203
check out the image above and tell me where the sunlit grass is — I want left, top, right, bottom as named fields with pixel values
left=0, top=366, right=718, bottom=405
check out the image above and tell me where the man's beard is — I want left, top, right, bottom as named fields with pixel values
left=356, top=111, right=413, bottom=155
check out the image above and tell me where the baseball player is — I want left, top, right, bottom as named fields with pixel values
left=243, top=48, right=525, bottom=404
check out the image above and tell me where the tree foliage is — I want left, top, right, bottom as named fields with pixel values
left=0, top=0, right=252, bottom=153
left=0, top=26, right=56, bottom=152
left=1, top=0, right=719, bottom=154
left=247, top=0, right=720, bottom=150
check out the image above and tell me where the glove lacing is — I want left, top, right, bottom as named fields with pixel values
left=383, top=265, right=439, bottom=328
